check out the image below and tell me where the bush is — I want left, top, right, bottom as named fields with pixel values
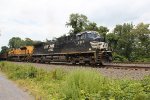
left=135, top=57, right=150, bottom=62
left=113, top=53, right=128, bottom=62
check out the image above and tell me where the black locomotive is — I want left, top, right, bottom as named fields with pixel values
left=31, top=31, right=112, bottom=65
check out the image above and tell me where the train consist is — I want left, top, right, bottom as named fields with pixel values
left=0, top=31, right=112, bottom=65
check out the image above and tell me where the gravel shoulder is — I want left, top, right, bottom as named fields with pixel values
left=0, top=72, right=34, bottom=100
left=12, top=62, right=150, bottom=80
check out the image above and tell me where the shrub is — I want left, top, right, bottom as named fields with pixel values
left=113, top=53, right=128, bottom=62
left=135, top=57, right=150, bottom=62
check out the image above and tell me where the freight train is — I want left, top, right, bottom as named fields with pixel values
left=0, top=31, right=112, bottom=65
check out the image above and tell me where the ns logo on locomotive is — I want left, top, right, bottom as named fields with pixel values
left=0, top=31, right=112, bottom=65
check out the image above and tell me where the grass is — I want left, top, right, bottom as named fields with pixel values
left=0, top=61, right=150, bottom=100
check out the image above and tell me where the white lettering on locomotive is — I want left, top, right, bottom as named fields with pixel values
left=48, top=44, right=55, bottom=51
left=44, top=45, right=49, bottom=49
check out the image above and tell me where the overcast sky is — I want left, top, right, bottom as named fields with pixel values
left=0, top=0, right=150, bottom=48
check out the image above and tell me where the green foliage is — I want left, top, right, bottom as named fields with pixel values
left=66, top=13, right=88, bottom=35
left=98, top=26, right=109, bottom=42
left=66, top=13, right=109, bottom=37
left=0, top=46, right=9, bottom=54
left=131, top=23, right=150, bottom=59
left=62, top=70, right=121, bottom=99
left=51, top=68, right=67, bottom=80
left=85, top=22, right=98, bottom=31
left=134, top=58, right=150, bottom=62
left=113, top=53, right=128, bottom=62
left=114, top=23, right=134, bottom=61
left=24, top=38, right=34, bottom=46
left=107, top=23, right=150, bottom=62
left=8, top=37, right=34, bottom=49
left=106, top=33, right=119, bottom=50
left=9, top=37, right=25, bottom=48
left=0, top=62, right=150, bottom=99
left=0, top=62, right=37, bottom=79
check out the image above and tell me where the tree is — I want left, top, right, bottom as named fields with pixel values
left=8, top=37, right=25, bottom=48
left=117, top=31, right=134, bottom=61
left=85, top=22, right=98, bottom=31
left=133, top=23, right=150, bottom=43
left=98, top=26, right=109, bottom=42
left=24, top=38, right=34, bottom=46
left=114, top=25, right=123, bottom=36
left=106, top=33, right=119, bottom=51
left=131, top=23, right=150, bottom=59
left=114, top=23, right=133, bottom=35
left=111, top=23, right=134, bottom=61
left=66, top=13, right=88, bottom=35
left=0, top=46, right=9, bottom=54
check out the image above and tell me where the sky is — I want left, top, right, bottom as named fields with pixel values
left=0, top=0, right=150, bottom=49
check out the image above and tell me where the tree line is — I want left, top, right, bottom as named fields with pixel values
left=1, top=13, right=150, bottom=62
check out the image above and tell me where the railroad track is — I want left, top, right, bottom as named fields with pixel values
left=42, top=61, right=150, bottom=70
left=112, top=62, right=150, bottom=64
left=103, top=63, right=150, bottom=70
left=5, top=61, right=150, bottom=71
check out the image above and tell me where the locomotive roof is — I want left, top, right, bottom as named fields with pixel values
left=33, top=41, right=53, bottom=46
left=20, top=46, right=27, bottom=50
left=76, top=31, right=99, bottom=36
left=33, top=42, right=45, bottom=46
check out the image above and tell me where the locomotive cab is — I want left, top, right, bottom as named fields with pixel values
left=76, top=31, right=108, bottom=50
left=76, top=31, right=103, bottom=41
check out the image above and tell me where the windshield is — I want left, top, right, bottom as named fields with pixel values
left=76, top=31, right=103, bottom=41
left=87, top=33, right=100, bottom=39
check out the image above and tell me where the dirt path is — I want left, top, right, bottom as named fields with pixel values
left=0, top=73, right=34, bottom=100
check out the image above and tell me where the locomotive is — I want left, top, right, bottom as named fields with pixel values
left=0, top=52, right=7, bottom=60
left=4, top=31, right=112, bottom=65
left=7, top=46, right=34, bottom=61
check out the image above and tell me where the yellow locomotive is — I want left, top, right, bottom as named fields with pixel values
left=8, top=46, right=34, bottom=61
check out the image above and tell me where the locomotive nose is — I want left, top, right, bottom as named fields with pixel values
left=94, top=37, right=101, bottom=42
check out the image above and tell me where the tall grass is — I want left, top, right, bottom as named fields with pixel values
left=62, top=70, right=150, bottom=100
left=0, top=61, right=150, bottom=100
left=63, top=70, right=115, bottom=99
